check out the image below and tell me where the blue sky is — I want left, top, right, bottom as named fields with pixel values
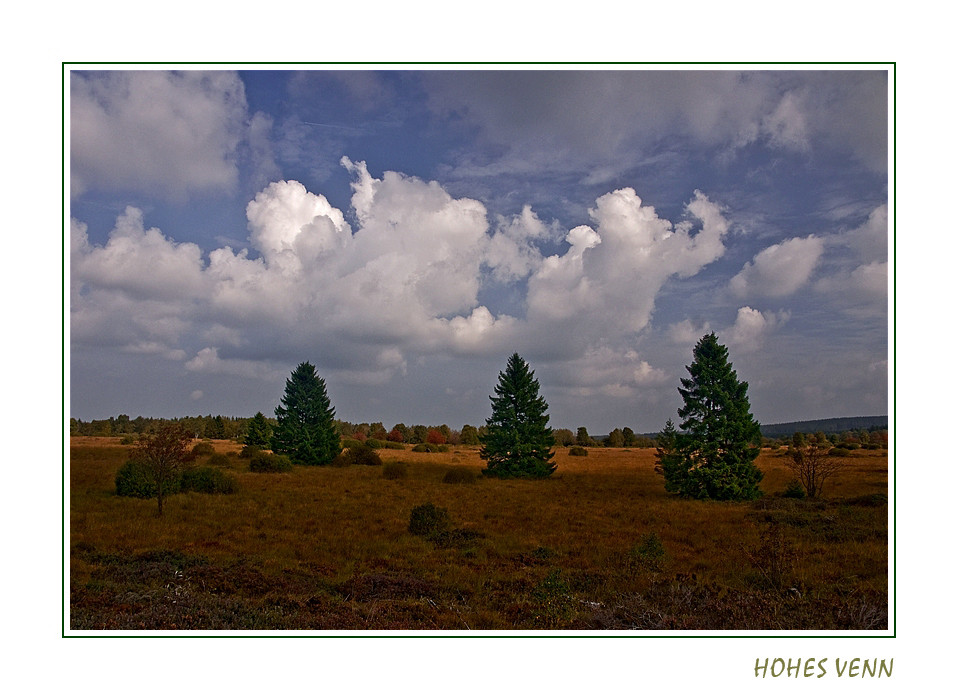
left=69, top=67, right=889, bottom=433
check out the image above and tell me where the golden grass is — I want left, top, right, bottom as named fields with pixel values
left=69, top=439, right=889, bottom=631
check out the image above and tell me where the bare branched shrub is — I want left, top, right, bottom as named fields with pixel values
left=787, top=443, right=845, bottom=498
left=744, top=523, right=797, bottom=590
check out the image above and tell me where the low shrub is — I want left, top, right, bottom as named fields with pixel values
left=207, top=452, right=232, bottom=468
left=408, top=503, right=451, bottom=538
left=181, top=466, right=237, bottom=494
left=382, top=462, right=408, bottom=480
left=115, top=460, right=180, bottom=499
left=341, top=438, right=364, bottom=451
left=412, top=443, right=449, bottom=453
left=191, top=441, right=216, bottom=457
left=332, top=444, right=383, bottom=467
left=568, top=446, right=589, bottom=457
left=364, top=438, right=383, bottom=449
left=381, top=441, right=405, bottom=450
left=443, top=467, right=477, bottom=484
left=829, top=447, right=852, bottom=457
left=249, top=453, right=293, bottom=473
left=781, top=481, right=806, bottom=499
left=239, top=444, right=263, bottom=459
left=629, top=532, right=667, bottom=572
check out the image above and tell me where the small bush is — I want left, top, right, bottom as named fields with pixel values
left=191, top=441, right=216, bottom=457
left=341, top=438, right=364, bottom=451
left=180, top=466, right=237, bottom=494
left=364, top=438, right=383, bottom=449
left=408, top=503, right=452, bottom=538
left=207, top=452, right=232, bottom=468
left=381, top=441, right=405, bottom=450
left=382, top=462, right=408, bottom=480
left=629, top=532, right=667, bottom=572
left=568, top=446, right=589, bottom=457
left=829, top=447, right=852, bottom=457
left=239, top=444, right=263, bottom=459
left=249, top=453, right=293, bottom=473
left=412, top=443, right=449, bottom=453
left=781, top=481, right=806, bottom=499
left=443, top=467, right=477, bottom=484
left=115, top=460, right=180, bottom=499
left=332, top=444, right=383, bottom=467
left=119, top=435, right=136, bottom=445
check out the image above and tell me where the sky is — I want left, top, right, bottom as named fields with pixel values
left=68, top=67, right=889, bottom=433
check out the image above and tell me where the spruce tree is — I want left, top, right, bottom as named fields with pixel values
left=668, top=333, right=763, bottom=500
left=244, top=411, right=273, bottom=449
left=480, top=353, right=556, bottom=479
left=272, top=362, right=340, bottom=465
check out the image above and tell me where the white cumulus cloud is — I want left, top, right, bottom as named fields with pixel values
left=730, top=234, right=824, bottom=299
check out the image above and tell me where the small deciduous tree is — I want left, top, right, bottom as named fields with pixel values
left=787, top=443, right=844, bottom=498
left=459, top=424, right=480, bottom=445
left=131, top=424, right=196, bottom=516
left=272, top=362, right=340, bottom=465
left=576, top=427, right=594, bottom=447
left=480, top=353, right=556, bottom=479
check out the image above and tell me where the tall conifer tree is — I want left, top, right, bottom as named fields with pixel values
left=667, top=333, right=763, bottom=500
left=272, top=362, right=340, bottom=465
left=480, top=353, right=556, bottom=479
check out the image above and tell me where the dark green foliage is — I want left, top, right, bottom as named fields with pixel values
left=332, top=444, right=382, bottom=467
left=248, top=453, right=293, bottom=473
left=459, top=424, right=481, bottom=445
left=568, top=446, right=589, bottom=457
left=180, top=466, right=238, bottom=494
left=190, top=441, right=215, bottom=457
left=605, top=428, right=625, bottom=447
left=207, top=452, right=232, bottom=468
left=364, top=438, right=383, bottom=449
left=411, top=443, right=448, bottom=453
left=244, top=411, right=273, bottom=449
left=782, top=481, right=807, bottom=499
left=667, top=333, right=763, bottom=500
left=629, top=532, right=667, bottom=572
left=382, top=462, right=408, bottom=480
left=480, top=353, right=556, bottom=479
left=272, top=362, right=340, bottom=465
left=655, top=419, right=683, bottom=487
left=238, top=444, right=262, bottom=459
left=443, top=467, right=477, bottom=484
left=576, top=427, right=595, bottom=446
left=115, top=460, right=180, bottom=499
left=130, top=424, right=196, bottom=516
left=408, top=503, right=452, bottom=537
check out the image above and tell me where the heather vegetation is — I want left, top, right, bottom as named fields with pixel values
left=70, top=338, right=888, bottom=630
left=71, top=437, right=888, bottom=630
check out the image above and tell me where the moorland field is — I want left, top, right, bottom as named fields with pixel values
left=69, top=438, right=888, bottom=631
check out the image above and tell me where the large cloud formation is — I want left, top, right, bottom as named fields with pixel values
left=71, top=71, right=249, bottom=199
left=71, top=160, right=733, bottom=395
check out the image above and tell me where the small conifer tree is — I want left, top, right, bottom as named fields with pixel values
left=667, top=333, right=763, bottom=500
left=480, top=353, right=556, bottom=479
left=244, top=411, right=273, bottom=449
left=272, top=362, right=340, bottom=465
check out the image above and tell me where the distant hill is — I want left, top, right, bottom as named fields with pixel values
left=759, top=416, right=888, bottom=438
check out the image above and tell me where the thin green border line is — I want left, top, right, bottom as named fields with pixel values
left=62, top=61, right=895, bottom=639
